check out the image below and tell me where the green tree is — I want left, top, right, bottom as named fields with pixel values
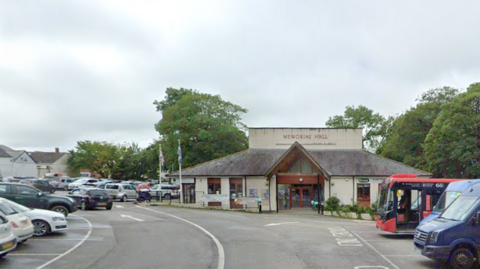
left=378, top=87, right=459, bottom=169
left=67, top=141, right=119, bottom=178
left=424, top=83, right=480, bottom=178
left=326, top=105, right=386, bottom=152
left=154, top=88, right=248, bottom=169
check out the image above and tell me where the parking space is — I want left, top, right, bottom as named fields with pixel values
left=343, top=221, right=445, bottom=269
left=1, top=215, right=92, bottom=269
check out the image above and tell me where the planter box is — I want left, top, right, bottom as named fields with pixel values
left=361, top=213, right=371, bottom=220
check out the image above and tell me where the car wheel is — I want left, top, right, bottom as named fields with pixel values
left=49, top=188, right=55, bottom=194
left=64, top=186, right=68, bottom=191
left=121, top=195, right=127, bottom=202
left=449, top=247, right=475, bottom=269
left=32, top=219, right=50, bottom=236
left=164, top=194, right=171, bottom=200
left=0, top=253, right=7, bottom=258
left=81, top=201, right=87, bottom=210
left=50, top=205, right=69, bottom=217
left=106, top=204, right=112, bottom=210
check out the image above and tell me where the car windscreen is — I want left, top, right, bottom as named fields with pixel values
left=441, top=195, right=480, bottom=221
left=88, top=190, right=108, bottom=196
left=0, top=203, right=19, bottom=215
left=5, top=200, right=31, bottom=213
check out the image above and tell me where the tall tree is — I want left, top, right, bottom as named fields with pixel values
left=154, top=88, right=248, bottom=170
left=326, top=105, right=386, bottom=152
left=67, top=141, right=120, bottom=178
left=378, top=87, right=459, bottom=169
left=424, top=83, right=480, bottom=178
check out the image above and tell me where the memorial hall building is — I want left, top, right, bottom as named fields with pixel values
left=170, top=128, right=430, bottom=213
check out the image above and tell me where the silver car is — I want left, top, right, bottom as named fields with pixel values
left=104, top=183, right=138, bottom=202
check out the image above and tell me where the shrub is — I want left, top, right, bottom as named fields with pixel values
left=325, top=196, right=341, bottom=211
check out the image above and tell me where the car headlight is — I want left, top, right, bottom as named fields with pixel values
left=52, top=217, right=65, bottom=221
left=430, top=230, right=442, bottom=244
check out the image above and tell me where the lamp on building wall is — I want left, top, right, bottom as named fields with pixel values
left=331, top=182, right=335, bottom=186
left=299, top=178, right=303, bottom=183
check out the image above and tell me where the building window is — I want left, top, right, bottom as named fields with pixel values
left=208, top=178, right=221, bottom=194
left=357, top=184, right=370, bottom=200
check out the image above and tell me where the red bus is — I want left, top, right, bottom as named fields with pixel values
left=376, top=174, right=464, bottom=234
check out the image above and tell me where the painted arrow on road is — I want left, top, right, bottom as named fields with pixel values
left=264, top=222, right=299, bottom=227
left=120, top=214, right=144, bottom=222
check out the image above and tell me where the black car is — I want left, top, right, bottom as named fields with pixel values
left=67, top=188, right=113, bottom=210
left=19, top=179, right=56, bottom=194
left=0, top=183, right=77, bottom=216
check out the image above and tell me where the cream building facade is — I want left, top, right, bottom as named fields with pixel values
left=171, top=128, right=430, bottom=212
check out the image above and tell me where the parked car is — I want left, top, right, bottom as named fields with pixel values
left=147, top=184, right=180, bottom=200
left=0, top=198, right=34, bottom=244
left=67, top=188, right=112, bottom=210
left=0, top=183, right=77, bottom=217
left=20, top=179, right=56, bottom=194
left=0, top=211, right=17, bottom=258
left=2, top=199, right=67, bottom=236
left=68, top=178, right=100, bottom=191
left=51, top=177, right=75, bottom=191
left=101, top=183, right=138, bottom=202
left=136, top=182, right=151, bottom=192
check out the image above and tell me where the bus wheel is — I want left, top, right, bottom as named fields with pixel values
left=449, top=247, right=475, bottom=269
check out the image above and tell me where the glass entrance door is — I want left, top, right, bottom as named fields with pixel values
left=290, top=186, right=313, bottom=208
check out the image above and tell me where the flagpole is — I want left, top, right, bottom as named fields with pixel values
left=178, top=139, right=183, bottom=204
left=159, top=144, right=162, bottom=202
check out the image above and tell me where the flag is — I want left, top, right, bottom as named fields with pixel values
left=177, top=139, right=182, bottom=165
left=159, top=145, right=165, bottom=166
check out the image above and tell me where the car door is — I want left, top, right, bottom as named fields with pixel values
left=0, top=184, right=14, bottom=202
left=105, top=184, right=119, bottom=198
left=13, top=185, right=49, bottom=209
left=123, top=185, right=138, bottom=198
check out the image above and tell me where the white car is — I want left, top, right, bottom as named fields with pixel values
left=0, top=211, right=17, bottom=258
left=3, top=199, right=67, bottom=236
left=0, top=198, right=34, bottom=244
left=68, top=178, right=100, bottom=190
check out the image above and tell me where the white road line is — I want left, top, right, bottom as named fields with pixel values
left=120, top=214, right=144, bottom=222
left=347, top=228, right=400, bottom=269
left=10, top=254, right=62, bottom=256
left=138, top=206, right=225, bottom=269
left=264, top=222, right=299, bottom=227
left=35, top=215, right=93, bottom=269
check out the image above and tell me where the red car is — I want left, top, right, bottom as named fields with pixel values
left=136, top=182, right=151, bottom=192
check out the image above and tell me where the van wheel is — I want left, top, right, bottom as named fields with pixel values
left=449, top=247, right=475, bottom=269
left=164, top=194, right=171, bottom=200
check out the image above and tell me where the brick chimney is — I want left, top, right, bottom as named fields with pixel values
left=55, top=147, right=59, bottom=153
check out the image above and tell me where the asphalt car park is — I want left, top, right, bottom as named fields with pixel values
left=0, top=198, right=452, bottom=269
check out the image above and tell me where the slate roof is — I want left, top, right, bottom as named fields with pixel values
left=29, top=152, right=67, bottom=164
left=0, top=148, right=11, bottom=158
left=6, top=150, right=23, bottom=160
left=170, top=148, right=431, bottom=178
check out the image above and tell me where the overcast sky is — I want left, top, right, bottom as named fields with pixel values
left=1, top=1, right=479, bottom=153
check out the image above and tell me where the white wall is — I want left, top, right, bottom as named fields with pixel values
left=12, top=152, right=36, bottom=177
left=249, top=128, right=363, bottom=150
left=0, top=158, right=12, bottom=178
left=330, top=176, right=354, bottom=205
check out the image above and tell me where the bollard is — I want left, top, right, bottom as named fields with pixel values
left=258, top=200, right=262, bottom=213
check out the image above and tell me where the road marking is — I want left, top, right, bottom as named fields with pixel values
left=116, top=205, right=124, bottom=208
left=35, top=215, right=92, bottom=269
left=264, top=222, right=299, bottom=227
left=347, top=228, right=400, bottom=269
left=353, top=265, right=389, bottom=269
left=329, top=227, right=362, bottom=246
left=121, top=214, right=144, bottom=222
left=138, top=206, right=225, bottom=269
left=10, top=253, right=62, bottom=256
